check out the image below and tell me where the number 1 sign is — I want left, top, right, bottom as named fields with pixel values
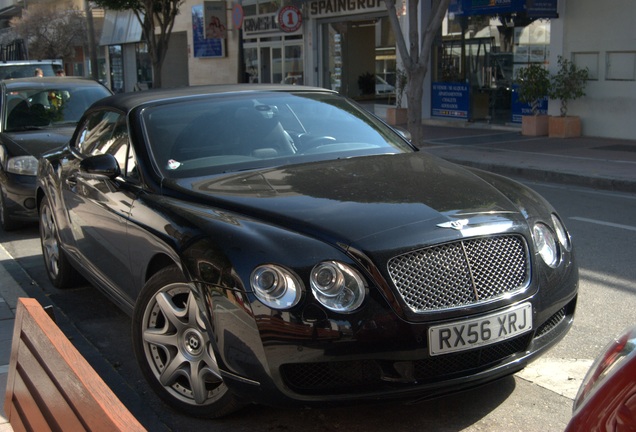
left=277, top=6, right=302, bottom=33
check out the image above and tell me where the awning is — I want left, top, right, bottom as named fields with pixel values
left=99, top=9, right=143, bottom=46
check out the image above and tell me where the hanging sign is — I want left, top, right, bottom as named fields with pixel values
left=232, top=3, right=244, bottom=30
left=277, top=6, right=302, bottom=33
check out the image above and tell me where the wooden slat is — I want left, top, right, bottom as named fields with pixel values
left=16, top=342, right=84, bottom=431
left=10, top=372, right=52, bottom=432
left=4, top=298, right=146, bottom=432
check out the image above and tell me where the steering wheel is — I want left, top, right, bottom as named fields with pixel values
left=301, top=135, right=337, bottom=150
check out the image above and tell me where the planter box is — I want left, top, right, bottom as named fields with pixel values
left=549, top=116, right=582, bottom=138
left=386, top=107, right=408, bottom=125
left=521, top=115, right=549, bottom=136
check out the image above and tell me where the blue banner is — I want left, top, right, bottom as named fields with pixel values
left=526, top=0, right=558, bottom=18
left=432, top=82, right=470, bottom=120
left=449, top=0, right=557, bottom=17
left=511, top=84, right=548, bottom=123
left=449, top=0, right=524, bottom=16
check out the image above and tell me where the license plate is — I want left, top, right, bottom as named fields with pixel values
left=428, top=303, right=533, bottom=356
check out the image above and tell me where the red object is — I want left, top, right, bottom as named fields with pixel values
left=565, top=326, right=636, bottom=431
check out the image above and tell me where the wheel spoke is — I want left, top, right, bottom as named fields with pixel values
left=159, top=351, right=188, bottom=386
left=191, top=361, right=211, bottom=404
left=186, top=291, right=202, bottom=329
left=155, top=291, right=187, bottom=332
left=143, top=327, right=179, bottom=349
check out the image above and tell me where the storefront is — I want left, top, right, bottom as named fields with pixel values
left=431, top=0, right=557, bottom=125
left=99, top=9, right=152, bottom=93
left=242, top=1, right=304, bottom=84
left=307, top=0, right=396, bottom=100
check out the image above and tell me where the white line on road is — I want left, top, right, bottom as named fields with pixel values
left=570, top=216, right=636, bottom=232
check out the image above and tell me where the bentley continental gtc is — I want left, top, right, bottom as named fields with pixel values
left=36, top=85, right=578, bottom=418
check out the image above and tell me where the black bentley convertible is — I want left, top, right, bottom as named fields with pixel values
left=36, top=85, right=578, bottom=417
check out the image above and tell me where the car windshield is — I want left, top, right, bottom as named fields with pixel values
left=142, top=91, right=414, bottom=178
left=5, top=85, right=111, bottom=132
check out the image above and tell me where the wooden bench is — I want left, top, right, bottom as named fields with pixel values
left=4, top=297, right=146, bottom=432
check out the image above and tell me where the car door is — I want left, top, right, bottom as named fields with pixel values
left=63, top=109, right=140, bottom=306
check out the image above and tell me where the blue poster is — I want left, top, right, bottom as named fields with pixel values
left=526, top=0, right=558, bottom=18
left=449, top=0, right=524, bottom=17
left=511, top=84, right=548, bottom=123
left=192, top=5, right=225, bottom=58
left=432, top=82, right=470, bottom=120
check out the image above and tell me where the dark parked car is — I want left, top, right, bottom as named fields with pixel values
left=36, top=85, right=578, bottom=418
left=0, top=77, right=112, bottom=230
left=566, top=326, right=636, bottom=431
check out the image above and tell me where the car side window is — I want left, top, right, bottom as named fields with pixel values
left=102, top=118, right=139, bottom=181
left=75, top=110, right=120, bottom=156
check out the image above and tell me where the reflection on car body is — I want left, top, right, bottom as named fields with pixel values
left=36, top=84, right=578, bottom=418
left=566, top=326, right=636, bottom=431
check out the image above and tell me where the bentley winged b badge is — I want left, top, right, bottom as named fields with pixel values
left=436, top=219, right=470, bottom=231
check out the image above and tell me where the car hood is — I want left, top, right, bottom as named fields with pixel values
left=4, top=127, right=75, bottom=157
left=170, top=152, right=525, bottom=252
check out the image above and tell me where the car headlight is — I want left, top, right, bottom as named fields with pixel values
left=6, top=155, right=38, bottom=176
left=310, top=261, right=366, bottom=312
left=533, top=222, right=559, bottom=267
left=551, top=213, right=572, bottom=251
left=250, top=265, right=302, bottom=309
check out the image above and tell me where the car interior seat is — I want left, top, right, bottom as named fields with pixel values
left=234, top=106, right=296, bottom=157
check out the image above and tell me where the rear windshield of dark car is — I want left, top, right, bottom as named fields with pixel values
left=0, top=63, right=62, bottom=80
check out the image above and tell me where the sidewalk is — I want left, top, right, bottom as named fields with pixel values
left=1, top=116, right=636, bottom=430
left=418, top=120, right=636, bottom=193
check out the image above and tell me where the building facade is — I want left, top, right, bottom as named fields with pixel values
left=97, top=0, right=635, bottom=139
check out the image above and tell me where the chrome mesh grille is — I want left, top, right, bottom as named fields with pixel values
left=387, top=235, right=529, bottom=312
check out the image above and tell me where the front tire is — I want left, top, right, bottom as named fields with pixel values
left=39, top=195, right=81, bottom=288
left=132, top=266, right=244, bottom=418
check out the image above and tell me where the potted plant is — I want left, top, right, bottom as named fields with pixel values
left=386, top=68, right=408, bottom=125
left=548, top=56, right=589, bottom=137
left=515, top=63, right=550, bottom=136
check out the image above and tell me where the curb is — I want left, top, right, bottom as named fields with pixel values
left=441, top=158, right=636, bottom=193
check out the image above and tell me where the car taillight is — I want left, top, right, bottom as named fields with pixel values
left=573, top=327, right=636, bottom=412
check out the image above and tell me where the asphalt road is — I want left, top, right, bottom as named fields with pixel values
left=2, top=180, right=635, bottom=431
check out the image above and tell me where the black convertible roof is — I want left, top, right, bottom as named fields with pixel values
left=90, top=84, right=335, bottom=113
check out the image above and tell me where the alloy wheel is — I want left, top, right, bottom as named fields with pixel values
left=140, top=282, right=227, bottom=406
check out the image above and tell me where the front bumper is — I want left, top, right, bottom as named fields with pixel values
left=1, top=172, right=38, bottom=222
left=208, top=280, right=577, bottom=407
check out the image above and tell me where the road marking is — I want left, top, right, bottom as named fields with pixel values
left=516, top=357, right=593, bottom=400
left=570, top=216, right=636, bottom=232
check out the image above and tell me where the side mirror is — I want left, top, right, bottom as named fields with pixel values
left=79, top=153, right=121, bottom=180
left=394, top=126, right=412, bottom=142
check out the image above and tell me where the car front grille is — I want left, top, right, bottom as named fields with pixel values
left=387, top=235, right=530, bottom=313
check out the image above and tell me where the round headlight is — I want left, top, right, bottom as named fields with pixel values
left=533, top=223, right=559, bottom=268
left=310, top=261, right=366, bottom=312
left=7, top=155, right=38, bottom=176
left=551, top=213, right=571, bottom=251
left=251, top=265, right=302, bottom=309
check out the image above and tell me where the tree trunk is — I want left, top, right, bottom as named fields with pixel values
left=406, top=67, right=426, bottom=145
